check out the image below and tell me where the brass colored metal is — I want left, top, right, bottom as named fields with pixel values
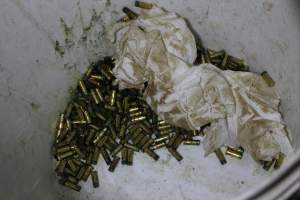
left=183, top=139, right=201, bottom=145
left=109, top=124, right=117, bottom=140
left=168, top=148, right=183, bottom=161
left=158, top=120, right=166, bottom=125
left=86, top=152, right=93, bottom=165
left=62, top=180, right=81, bottom=192
left=76, top=166, right=86, bottom=180
left=108, top=156, right=121, bottom=172
left=56, top=145, right=72, bottom=154
left=132, top=134, right=144, bottom=145
left=158, top=124, right=172, bottom=131
left=111, top=144, right=123, bottom=157
left=119, top=123, right=127, bottom=139
left=122, top=7, right=138, bottom=19
left=137, top=136, right=149, bottom=149
left=85, top=66, right=93, bottom=77
left=124, top=143, right=139, bottom=152
left=67, top=176, right=78, bottom=184
left=159, top=129, right=175, bottom=135
left=225, top=146, right=243, bottom=159
left=221, top=52, right=228, bottom=69
left=90, top=75, right=103, bottom=81
left=262, top=159, right=275, bottom=171
left=96, top=135, right=108, bottom=147
left=67, top=159, right=78, bottom=172
left=64, top=167, right=77, bottom=177
left=79, top=80, right=88, bottom=95
left=132, top=116, right=146, bottom=122
left=261, top=71, right=275, bottom=87
left=154, top=135, right=169, bottom=143
left=95, top=112, right=106, bottom=121
left=172, top=135, right=184, bottom=149
left=93, top=127, right=107, bottom=144
left=110, top=90, right=117, bottom=106
left=129, top=107, right=139, bottom=113
left=84, top=110, right=91, bottom=124
left=82, top=166, right=93, bottom=182
left=91, top=171, right=100, bottom=188
left=167, top=135, right=177, bottom=148
left=56, top=113, right=65, bottom=138
left=142, top=138, right=154, bottom=150
left=91, top=90, right=100, bottom=104
left=56, top=150, right=75, bottom=160
left=95, top=88, right=104, bottom=102
left=56, top=160, right=67, bottom=175
left=274, top=152, right=285, bottom=170
left=145, top=149, right=159, bottom=161
left=130, top=111, right=143, bottom=118
left=127, top=149, right=134, bottom=165
left=71, top=120, right=87, bottom=124
left=100, top=147, right=112, bottom=165
left=92, top=147, right=101, bottom=165
left=210, top=50, right=225, bottom=59
left=104, top=104, right=116, bottom=111
left=214, top=148, right=227, bottom=165
left=135, top=1, right=153, bottom=9
left=118, top=16, right=130, bottom=23
left=121, top=148, right=128, bottom=164
left=115, top=114, right=121, bottom=130
left=150, top=142, right=166, bottom=150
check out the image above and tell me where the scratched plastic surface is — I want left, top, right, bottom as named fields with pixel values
left=0, top=1, right=299, bottom=200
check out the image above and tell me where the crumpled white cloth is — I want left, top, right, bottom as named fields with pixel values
left=108, top=5, right=292, bottom=161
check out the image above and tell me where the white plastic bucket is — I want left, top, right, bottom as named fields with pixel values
left=0, top=0, right=299, bottom=200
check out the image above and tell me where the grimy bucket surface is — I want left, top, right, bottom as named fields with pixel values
left=0, top=0, right=299, bottom=200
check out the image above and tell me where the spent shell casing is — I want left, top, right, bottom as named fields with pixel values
left=84, top=110, right=91, bottom=124
left=135, top=1, right=153, bottom=9
left=124, top=143, right=139, bottom=152
left=110, top=90, right=117, bottom=106
left=122, top=7, right=138, bottom=19
left=100, top=147, right=112, bottom=165
left=91, top=171, right=100, bottom=188
left=274, top=152, right=285, bottom=170
left=79, top=80, right=88, bottom=95
left=262, top=159, right=275, bottom=171
left=111, top=144, right=123, bottom=157
left=91, top=90, right=100, bottom=104
left=95, top=88, right=104, bottom=102
left=62, top=180, right=81, bottom=192
left=67, top=159, right=78, bottom=172
left=150, top=142, right=166, bottom=150
left=95, top=112, right=106, bottom=121
left=92, top=147, right=101, bottom=165
left=168, top=148, right=183, bottom=161
left=82, top=166, right=93, bottom=182
left=154, top=135, right=170, bottom=143
left=93, top=127, right=107, bottom=144
left=145, top=149, right=159, bottom=161
left=132, top=116, right=146, bottom=122
left=56, top=160, right=67, bottom=175
left=56, top=150, right=75, bottom=160
left=172, top=135, right=184, bottom=149
left=214, top=148, right=227, bottom=165
left=183, top=139, right=201, bottom=145
left=121, top=148, right=128, bottom=165
left=221, top=52, right=228, bottom=69
left=127, top=149, right=134, bottom=165
left=76, top=166, right=86, bottom=180
left=261, top=71, right=275, bottom=87
left=108, top=156, right=121, bottom=172
left=225, top=146, right=243, bottom=159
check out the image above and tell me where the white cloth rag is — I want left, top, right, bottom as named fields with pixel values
left=108, top=5, right=292, bottom=161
